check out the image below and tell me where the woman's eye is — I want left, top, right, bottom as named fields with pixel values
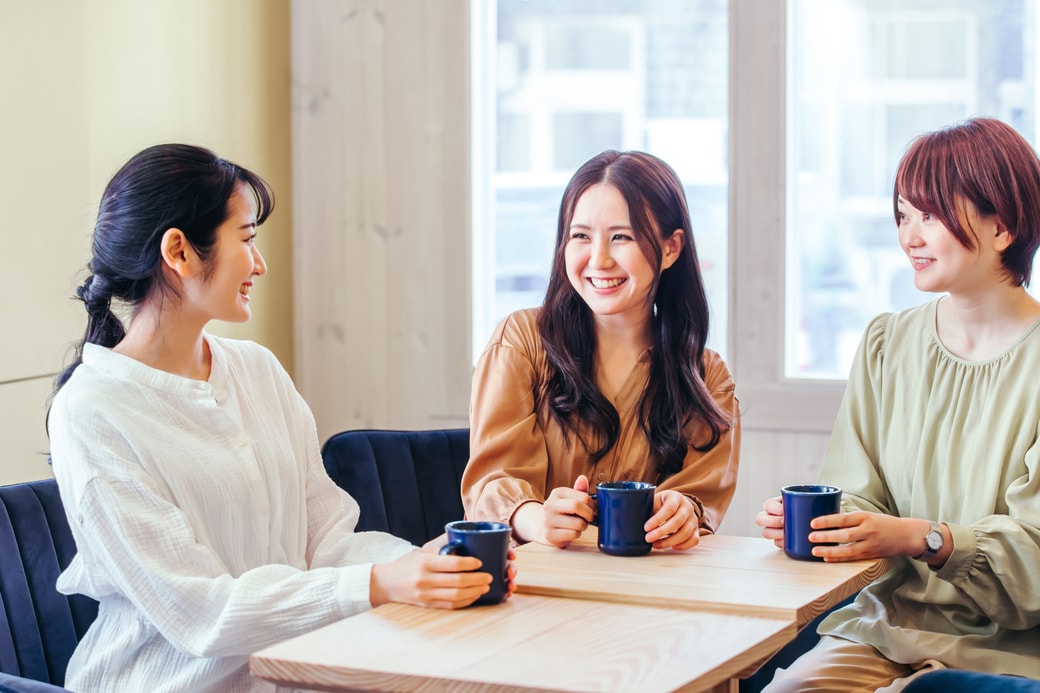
left=569, top=231, right=589, bottom=240
left=612, top=233, right=633, bottom=242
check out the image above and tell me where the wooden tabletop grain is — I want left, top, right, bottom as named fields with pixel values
left=250, top=593, right=794, bottom=692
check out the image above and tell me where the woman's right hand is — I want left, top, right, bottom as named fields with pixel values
left=369, top=550, right=491, bottom=610
left=513, top=475, right=595, bottom=548
left=755, top=495, right=785, bottom=549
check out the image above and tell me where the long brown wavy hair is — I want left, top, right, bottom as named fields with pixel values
left=536, top=150, right=731, bottom=482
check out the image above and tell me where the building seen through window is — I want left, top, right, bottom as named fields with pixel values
left=475, top=0, right=1040, bottom=380
left=788, top=0, right=1039, bottom=378
left=473, top=0, right=729, bottom=358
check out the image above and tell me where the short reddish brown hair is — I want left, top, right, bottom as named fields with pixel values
left=894, top=117, right=1040, bottom=286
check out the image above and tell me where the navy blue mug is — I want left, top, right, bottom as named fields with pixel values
left=590, top=481, right=655, bottom=556
left=781, top=484, right=842, bottom=561
left=438, top=520, right=511, bottom=605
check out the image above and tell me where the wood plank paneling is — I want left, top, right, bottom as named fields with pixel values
left=292, top=0, right=471, bottom=443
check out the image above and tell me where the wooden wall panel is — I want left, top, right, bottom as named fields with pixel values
left=292, top=0, right=471, bottom=443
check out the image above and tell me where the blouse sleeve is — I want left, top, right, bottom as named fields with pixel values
left=819, top=313, right=896, bottom=515
left=656, top=350, right=741, bottom=534
left=936, top=430, right=1040, bottom=629
left=462, top=315, right=550, bottom=525
left=282, top=383, right=416, bottom=569
left=50, top=373, right=413, bottom=660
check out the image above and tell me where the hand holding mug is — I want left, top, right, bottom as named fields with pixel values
left=645, top=490, right=701, bottom=551
left=540, top=474, right=596, bottom=548
left=437, top=521, right=514, bottom=606
left=755, top=495, right=786, bottom=548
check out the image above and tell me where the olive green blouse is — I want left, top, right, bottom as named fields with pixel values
left=818, top=299, right=1040, bottom=675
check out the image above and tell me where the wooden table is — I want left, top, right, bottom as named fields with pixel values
left=515, top=530, right=888, bottom=628
left=250, top=532, right=888, bottom=692
left=250, top=593, right=795, bottom=692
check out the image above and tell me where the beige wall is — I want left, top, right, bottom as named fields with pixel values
left=0, top=1, right=293, bottom=485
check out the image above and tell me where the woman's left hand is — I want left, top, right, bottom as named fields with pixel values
left=422, top=535, right=519, bottom=599
left=645, top=490, right=701, bottom=550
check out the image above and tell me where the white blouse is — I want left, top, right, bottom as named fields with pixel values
left=48, top=335, right=414, bottom=692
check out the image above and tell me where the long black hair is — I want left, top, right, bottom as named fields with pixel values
left=536, top=150, right=730, bottom=481
left=54, top=143, right=274, bottom=391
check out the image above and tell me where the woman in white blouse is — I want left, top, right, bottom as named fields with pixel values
left=47, top=144, right=506, bottom=692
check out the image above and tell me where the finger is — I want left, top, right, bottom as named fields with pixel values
left=652, top=520, right=698, bottom=550
left=646, top=508, right=690, bottom=542
left=647, top=492, right=682, bottom=528
left=663, top=525, right=701, bottom=551
left=809, top=512, right=854, bottom=530
left=544, top=528, right=582, bottom=548
left=430, top=554, right=484, bottom=572
left=573, top=474, right=590, bottom=493
left=756, top=510, right=785, bottom=529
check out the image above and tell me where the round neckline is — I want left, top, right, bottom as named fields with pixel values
left=82, top=333, right=227, bottom=398
left=928, top=298, right=1040, bottom=366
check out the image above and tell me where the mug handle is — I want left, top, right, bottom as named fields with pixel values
left=587, top=493, right=599, bottom=527
left=439, top=541, right=469, bottom=556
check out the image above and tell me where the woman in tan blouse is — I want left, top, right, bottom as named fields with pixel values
left=463, top=150, right=741, bottom=550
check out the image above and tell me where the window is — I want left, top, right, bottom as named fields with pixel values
left=474, top=0, right=1040, bottom=431
left=787, top=0, right=1040, bottom=380
left=472, top=0, right=729, bottom=359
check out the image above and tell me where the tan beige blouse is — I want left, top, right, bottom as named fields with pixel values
left=462, top=308, right=741, bottom=534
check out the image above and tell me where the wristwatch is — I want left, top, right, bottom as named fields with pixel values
left=913, top=521, right=944, bottom=561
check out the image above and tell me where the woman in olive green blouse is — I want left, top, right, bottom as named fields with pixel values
left=757, top=118, right=1040, bottom=690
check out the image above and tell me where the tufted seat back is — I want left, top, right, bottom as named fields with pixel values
left=0, top=479, right=97, bottom=688
left=320, top=428, right=471, bottom=547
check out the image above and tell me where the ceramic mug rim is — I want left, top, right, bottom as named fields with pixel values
left=781, top=484, right=841, bottom=496
left=596, top=480, right=655, bottom=492
left=444, top=520, right=511, bottom=534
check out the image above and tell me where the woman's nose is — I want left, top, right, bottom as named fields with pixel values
left=253, top=247, right=268, bottom=276
left=589, top=238, right=614, bottom=268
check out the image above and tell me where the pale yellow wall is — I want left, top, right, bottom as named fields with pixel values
left=0, top=0, right=292, bottom=485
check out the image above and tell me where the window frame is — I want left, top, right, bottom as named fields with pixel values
left=472, top=0, right=847, bottom=434
left=730, top=1, right=846, bottom=433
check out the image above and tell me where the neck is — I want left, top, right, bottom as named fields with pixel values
left=112, top=301, right=211, bottom=381
left=937, top=284, right=1040, bottom=360
left=594, top=314, right=654, bottom=355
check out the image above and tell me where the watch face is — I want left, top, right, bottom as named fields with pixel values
left=926, top=531, right=943, bottom=551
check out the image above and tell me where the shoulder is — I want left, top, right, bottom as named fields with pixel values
left=700, top=348, right=735, bottom=392
left=861, top=300, right=936, bottom=358
left=209, top=334, right=288, bottom=379
left=208, top=333, right=280, bottom=363
left=481, top=308, right=543, bottom=355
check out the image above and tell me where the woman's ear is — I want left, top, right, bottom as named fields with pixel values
left=661, top=229, right=685, bottom=270
left=994, top=220, right=1013, bottom=253
left=160, top=228, right=198, bottom=278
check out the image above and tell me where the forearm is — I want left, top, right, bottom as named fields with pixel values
left=511, top=500, right=546, bottom=544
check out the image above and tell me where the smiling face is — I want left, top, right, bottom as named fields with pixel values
left=564, top=183, right=681, bottom=328
left=182, top=184, right=267, bottom=324
left=896, top=195, right=1009, bottom=296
